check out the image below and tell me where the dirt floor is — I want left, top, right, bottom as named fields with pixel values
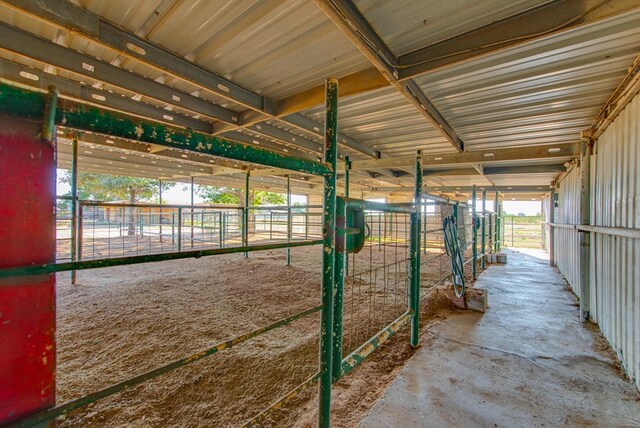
left=54, top=241, right=463, bottom=427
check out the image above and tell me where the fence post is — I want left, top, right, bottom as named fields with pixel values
left=472, top=185, right=477, bottom=280
left=177, top=208, right=182, bottom=252
left=481, top=190, right=486, bottom=269
left=0, top=89, right=56, bottom=424
left=218, top=212, right=223, bottom=248
left=410, top=150, right=422, bottom=347
left=344, top=156, right=349, bottom=275
left=318, top=77, right=338, bottom=428
left=244, top=171, right=250, bottom=258
left=332, top=197, right=345, bottom=381
left=70, top=137, right=78, bottom=285
left=494, top=192, right=499, bottom=252
left=287, top=174, right=292, bottom=266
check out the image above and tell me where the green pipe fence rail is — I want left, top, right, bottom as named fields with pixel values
left=1, top=80, right=429, bottom=427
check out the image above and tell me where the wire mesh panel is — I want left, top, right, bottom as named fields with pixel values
left=55, top=198, right=73, bottom=262
left=247, top=205, right=323, bottom=245
left=341, top=210, right=411, bottom=358
left=72, top=203, right=243, bottom=261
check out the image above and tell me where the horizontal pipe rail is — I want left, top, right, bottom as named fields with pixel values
left=550, top=223, right=640, bottom=239
left=345, top=199, right=416, bottom=214
left=0, top=240, right=323, bottom=280
left=341, top=310, right=413, bottom=377
left=0, top=83, right=331, bottom=176
left=10, top=304, right=323, bottom=428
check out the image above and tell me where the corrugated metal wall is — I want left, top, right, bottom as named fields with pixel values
left=554, top=166, right=581, bottom=296
left=555, top=92, right=640, bottom=390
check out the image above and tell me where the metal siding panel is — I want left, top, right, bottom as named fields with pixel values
left=590, top=92, right=640, bottom=390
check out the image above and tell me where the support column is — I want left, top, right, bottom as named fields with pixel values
left=286, top=174, right=291, bottom=266
left=332, top=197, right=345, bottom=381
left=0, top=89, right=57, bottom=424
left=159, top=179, right=163, bottom=243
left=410, top=150, right=422, bottom=347
left=70, top=137, right=78, bottom=285
left=344, top=156, right=349, bottom=275
left=579, top=139, right=592, bottom=321
left=190, top=176, right=195, bottom=248
left=244, top=170, right=250, bottom=258
left=494, top=191, right=499, bottom=252
left=318, top=77, right=338, bottom=428
left=549, top=190, right=556, bottom=267
left=481, top=190, right=486, bottom=269
left=472, top=185, right=477, bottom=280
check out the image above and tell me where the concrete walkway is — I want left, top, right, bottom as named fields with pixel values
left=361, top=248, right=640, bottom=427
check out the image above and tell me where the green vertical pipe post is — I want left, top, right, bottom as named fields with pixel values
left=218, top=212, right=223, bottom=248
left=472, top=186, right=477, bottom=280
left=172, top=213, right=175, bottom=245
left=270, top=212, right=273, bottom=240
left=410, top=150, right=422, bottom=347
left=332, top=197, right=345, bottom=381
left=488, top=212, right=493, bottom=255
left=70, top=138, right=78, bottom=285
left=244, top=171, right=250, bottom=258
left=318, top=77, right=338, bottom=428
left=495, top=192, right=500, bottom=252
left=286, top=174, right=291, bottom=266
left=344, top=156, right=349, bottom=275
left=78, top=203, right=83, bottom=263
left=190, top=176, right=195, bottom=248
left=481, top=190, right=486, bottom=269
left=422, top=201, right=427, bottom=254
left=159, top=180, right=163, bottom=243
left=177, top=207, right=182, bottom=252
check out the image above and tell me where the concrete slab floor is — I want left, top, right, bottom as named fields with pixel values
left=361, top=248, right=640, bottom=427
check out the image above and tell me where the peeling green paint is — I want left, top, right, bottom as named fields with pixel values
left=0, top=83, right=330, bottom=176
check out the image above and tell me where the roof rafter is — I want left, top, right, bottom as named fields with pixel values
left=313, top=0, right=464, bottom=151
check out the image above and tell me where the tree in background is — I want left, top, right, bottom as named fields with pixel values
left=197, top=186, right=286, bottom=207
left=60, top=171, right=175, bottom=234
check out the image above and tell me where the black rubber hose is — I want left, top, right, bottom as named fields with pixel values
left=442, top=214, right=465, bottom=298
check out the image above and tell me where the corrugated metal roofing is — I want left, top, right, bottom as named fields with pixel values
left=0, top=0, right=639, bottom=199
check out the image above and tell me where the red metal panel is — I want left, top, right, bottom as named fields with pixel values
left=0, top=116, right=56, bottom=424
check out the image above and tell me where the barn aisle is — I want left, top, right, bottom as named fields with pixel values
left=361, top=249, right=640, bottom=427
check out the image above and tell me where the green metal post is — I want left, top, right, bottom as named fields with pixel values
left=472, top=186, right=477, bottom=280
left=190, top=176, right=194, bottom=248
left=422, top=201, right=427, bottom=254
left=244, top=171, right=249, bottom=258
left=332, top=197, right=345, bottom=381
left=218, top=212, right=223, bottom=248
left=286, top=174, right=291, bottom=266
left=495, top=192, right=500, bottom=252
left=344, top=156, right=349, bottom=275
left=177, top=207, right=182, bottom=252
left=410, top=150, right=422, bottom=347
left=319, top=77, right=338, bottom=428
left=70, top=138, right=78, bottom=285
left=344, top=156, right=350, bottom=198
left=159, top=180, right=163, bottom=243
left=481, top=190, right=486, bottom=269
left=488, top=211, right=493, bottom=255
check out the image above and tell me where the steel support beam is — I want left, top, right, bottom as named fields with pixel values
left=397, top=0, right=640, bottom=80
left=3, top=0, right=381, bottom=159
left=374, top=185, right=553, bottom=193
left=0, top=97, right=56, bottom=424
left=313, top=0, right=464, bottom=152
left=578, top=139, right=592, bottom=321
left=256, top=1, right=640, bottom=117
left=342, top=143, right=578, bottom=172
